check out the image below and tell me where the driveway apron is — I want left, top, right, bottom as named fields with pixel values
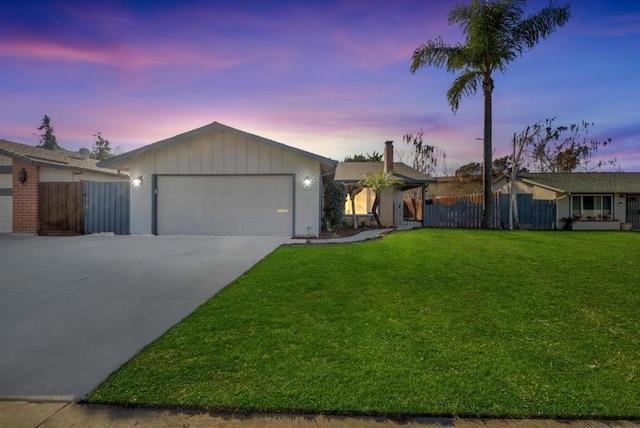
left=0, top=234, right=287, bottom=401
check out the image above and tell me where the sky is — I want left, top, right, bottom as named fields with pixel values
left=1, top=0, right=639, bottom=172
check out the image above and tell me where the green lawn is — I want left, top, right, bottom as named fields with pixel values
left=87, top=229, right=640, bottom=418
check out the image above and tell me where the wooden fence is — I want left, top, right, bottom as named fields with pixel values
left=39, top=182, right=84, bottom=235
left=498, top=193, right=556, bottom=230
left=424, top=192, right=556, bottom=230
left=38, top=181, right=129, bottom=236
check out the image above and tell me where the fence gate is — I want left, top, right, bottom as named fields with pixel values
left=39, top=182, right=84, bottom=235
left=499, top=193, right=556, bottom=230
left=84, top=181, right=130, bottom=235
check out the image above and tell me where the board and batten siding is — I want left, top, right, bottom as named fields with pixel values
left=39, top=168, right=125, bottom=183
left=127, top=129, right=322, bottom=236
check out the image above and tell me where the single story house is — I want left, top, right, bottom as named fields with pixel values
left=98, top=122, right=337, bottom=237
left=334, top=141, right=435, bottom=226
left=0, top=139, right=126, bottom=234
left=494, top=172, right=640, bottom=230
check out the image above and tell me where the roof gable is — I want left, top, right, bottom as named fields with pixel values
left=0, top=139, right=124, bottom=177
left=99, top=121, right=338, bottom=170
left=335, top=162, right=434, bottom=184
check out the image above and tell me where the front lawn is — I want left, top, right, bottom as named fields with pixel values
left=87, top=229, right=639, bottom=418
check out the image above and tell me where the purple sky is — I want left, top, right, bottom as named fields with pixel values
left=2, top=0, right=639, bottom=172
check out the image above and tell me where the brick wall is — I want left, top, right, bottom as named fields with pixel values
left=12, top=160, right=39, bottom=233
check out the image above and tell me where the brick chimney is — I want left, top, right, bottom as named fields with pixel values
left=384, top=141, right=394, bottom=173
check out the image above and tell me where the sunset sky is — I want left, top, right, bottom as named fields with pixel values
left=2, top=0, right=639, bottom=172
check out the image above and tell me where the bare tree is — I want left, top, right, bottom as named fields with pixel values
left=527, top=118, right=617, bottom=173
left=399, top=131, right=446, bottom=219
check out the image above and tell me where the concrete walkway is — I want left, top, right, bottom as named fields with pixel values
left=2, top=401, right=638, bottom=428
left=287, top=228, right=395, bottom=245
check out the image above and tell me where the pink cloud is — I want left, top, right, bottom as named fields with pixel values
left=0, top=38, right=245, bottom=71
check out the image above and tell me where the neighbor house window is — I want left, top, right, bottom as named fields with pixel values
left=345, top=188, right=376, bottom=215
left=572, top=195, right=612, bottom=219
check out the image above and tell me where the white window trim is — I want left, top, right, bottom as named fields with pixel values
left=571, top=194, right=613, bottom=219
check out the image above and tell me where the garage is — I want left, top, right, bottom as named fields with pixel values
left=157, top=175, right=293, bottom=236
left=99, top=122, right=337, bottom=237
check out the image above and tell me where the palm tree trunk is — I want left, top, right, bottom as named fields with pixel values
left=482, top=75, right=494, bottom=229
left=371, top=195, right=382, bottom=227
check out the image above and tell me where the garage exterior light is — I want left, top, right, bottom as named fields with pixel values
left=302, top=177, right=312, bottom=190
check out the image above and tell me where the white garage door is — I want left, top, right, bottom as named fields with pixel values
left=157, top=175, right=293, bottom=236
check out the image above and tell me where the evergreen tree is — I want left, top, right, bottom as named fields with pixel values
left=37, top=115, right=60, bottom=151
left=90, top=131, right=114, bottom=161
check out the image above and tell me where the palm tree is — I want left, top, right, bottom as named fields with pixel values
left=359, top=170, right=402, bottom=227
left=410, top=0, right=570, bottom=229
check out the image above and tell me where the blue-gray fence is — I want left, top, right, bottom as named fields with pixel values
left=498, top=193, right=556, bottom=230
left=424, top=193, right=556, bottom=230
left=84, top=181, right=130, bottom=235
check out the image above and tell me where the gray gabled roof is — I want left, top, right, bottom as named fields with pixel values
left=0, top=139, right=124, bottom=177
left=98, top=121, right=338, bottom=170
left=335, top=162, right=435, bottom=184
left=519, top=172, right=640, bottom=193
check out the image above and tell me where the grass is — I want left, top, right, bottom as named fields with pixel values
left=86, top=229, right=640, bottom=418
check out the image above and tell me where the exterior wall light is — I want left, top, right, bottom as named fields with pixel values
left=18, top=168, right=27, bottom=184
left=132, top=176, right=143, bottom=187
left=302, top=177, right=312, bottom=190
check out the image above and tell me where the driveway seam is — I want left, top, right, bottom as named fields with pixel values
left=35, top=401, right=71, bottom=428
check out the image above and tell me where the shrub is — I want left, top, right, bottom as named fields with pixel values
left=323, top=181, right=346, bottom=232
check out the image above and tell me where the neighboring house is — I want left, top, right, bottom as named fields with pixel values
left=494, top=172, right=640, bottom=230
left=0, top=139, right=126, bottom=234
left=98, top=121, right=337, bottom=237
left=334, top=141, right=434, bottom=227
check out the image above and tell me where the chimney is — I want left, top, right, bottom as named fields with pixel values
left=384, top=141, right=394, bottom=173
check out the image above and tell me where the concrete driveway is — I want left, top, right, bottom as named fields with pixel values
left=0, top=234, right=288, bottom=401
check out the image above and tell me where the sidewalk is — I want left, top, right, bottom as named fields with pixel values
left=3, top=400, right=638, bottom=428
left=287, top=223, right=424, bottom=245
left=287, top=227, right=394, bottom=245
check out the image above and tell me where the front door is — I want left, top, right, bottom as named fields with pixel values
left=627, top=194, right=640, bottom=229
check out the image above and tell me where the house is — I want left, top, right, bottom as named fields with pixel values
left=494, top=172, right=640, bottom=230
left=0, top=139, right=126, bottom=234
left=98, top=122, right=337, bottom=237
left=334, top=141, right=435, bottom=227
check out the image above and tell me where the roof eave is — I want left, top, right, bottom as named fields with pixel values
left=519, top=177, right=567, bottom=193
